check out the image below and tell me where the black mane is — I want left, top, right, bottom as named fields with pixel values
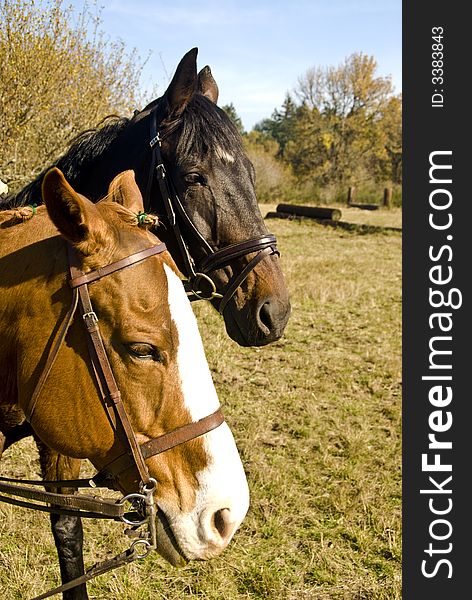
left=1, top=94, right=243, bottom=209
left=2, top=116, right=130, bottom=208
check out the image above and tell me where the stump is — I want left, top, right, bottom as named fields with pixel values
left=383, top=187, right=393, bottom=208
left=347, top=186, right=356, bottom=205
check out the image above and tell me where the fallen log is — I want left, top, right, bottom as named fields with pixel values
left=265, top=211, right=292, bottom=219
left=347, top=203, right=380, bottom=211
left=276, top=203, right=342, bottom=221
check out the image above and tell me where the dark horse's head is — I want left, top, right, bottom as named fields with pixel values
left=7, top=48, right=291, bottom=346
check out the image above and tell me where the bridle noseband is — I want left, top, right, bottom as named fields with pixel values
left=143, top=108, right=280, bottom=310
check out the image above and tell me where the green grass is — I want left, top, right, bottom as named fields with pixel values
left=0, top=208, right=401, bottom=599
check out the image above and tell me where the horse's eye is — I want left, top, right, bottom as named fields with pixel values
left=128, top=343, right=163, bottom=362
left=185, top=172, right=206, bottom=186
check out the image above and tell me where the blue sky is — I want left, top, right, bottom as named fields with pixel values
left=72, top=0, right=401, bottom=130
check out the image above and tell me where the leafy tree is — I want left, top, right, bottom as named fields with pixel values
left=254, top=53, right=402, bottom=202
left=255, top=94, right=298, bottom=155
left=372, top=95, right=402, bottom=184
left=295, top=53, right=396, bottom=186
left=0, top=0, right=147, bottom=192
left=295, top=53, right=393, bottom=117
left=282, top=104, right=328, bottom=182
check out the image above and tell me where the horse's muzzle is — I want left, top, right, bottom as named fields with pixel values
left=155, top=507, right=188, bottom=566
left=224, top=294, right=291, bottom=347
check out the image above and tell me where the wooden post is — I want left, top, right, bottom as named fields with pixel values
left=383, top=187, right=392, bottom=208
left=347, top=186, right=356, bottom=205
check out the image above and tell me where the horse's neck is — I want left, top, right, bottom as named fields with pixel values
left=0, top=213, right=67, bottom=348
left=0, top=214, right=68, bottom=412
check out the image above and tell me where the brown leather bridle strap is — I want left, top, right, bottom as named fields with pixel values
left=68, top=244, right=158, bottom=487
left=0, top=480, right=124, bottom=518
left=0, top=493, right=121, bottom=521
left=141, top=408, right=224, bottom=458
left=198, top=234, right=278, bottom=273
left=195, top=234, right=279, bottom=314
left=149, top=132, right=203, bottom=281
left=97, top=408, right=224, bottom=481
left=24, top=288, right=79, bottom=423
left=31, top=545, right=141, bottom=600
left=217, top=246, right=276, bottom=314
left=69, top=243, right=166, bottom=288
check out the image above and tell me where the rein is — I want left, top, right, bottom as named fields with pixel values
left=143, top=108, right=280, bottom=310
left=0, top=240, right=225, bottom=599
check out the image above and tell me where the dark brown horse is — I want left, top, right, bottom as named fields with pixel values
left=0, top=169, right=249, bottom=598
left=3, top=48, right=290, bottom=348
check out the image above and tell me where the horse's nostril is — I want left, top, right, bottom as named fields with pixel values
left=255, top=297, right=291, bottom=342
left=212, top=508, right=234, bottom=543
left=258, top=300, right=273, bottom=331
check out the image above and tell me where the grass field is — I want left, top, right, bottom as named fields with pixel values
left=0, top=207, right=402, bottom=599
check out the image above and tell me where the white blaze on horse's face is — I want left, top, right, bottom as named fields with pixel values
left=214, top=145, right=235, bottom=164
left=162, top=264, right=250, bottom=559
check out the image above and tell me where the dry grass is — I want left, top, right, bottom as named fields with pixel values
left=0, top=208, right=401, bottom=599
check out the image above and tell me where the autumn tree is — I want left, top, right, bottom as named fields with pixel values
left=0, top=0, right=147, bottom=192
left=256, top=53, right=402, bottom=202
left=371, top=94, right=402, bottom=184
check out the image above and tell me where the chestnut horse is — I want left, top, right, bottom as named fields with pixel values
left=0, top=169, right=249, bottom=599
left=3, top=48, right=290, bottom=348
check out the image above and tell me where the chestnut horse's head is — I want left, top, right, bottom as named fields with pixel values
left=17, top=169, right=249, bottom=565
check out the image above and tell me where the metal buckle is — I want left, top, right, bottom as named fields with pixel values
left=150, top=133, right=161, bottom=149
left=82, top=311, right=98, bottom=328
left=155, top=163, right=166, bottom=179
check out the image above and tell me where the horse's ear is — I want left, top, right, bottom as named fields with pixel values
left=107, top=170, right=144, bottom=214
left=42, top=167, right=107, bottom=253
left=198, top=66, right=219, bottom=103
left=163, top=47, right=198, bottom=117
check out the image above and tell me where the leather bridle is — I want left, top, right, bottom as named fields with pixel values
left=143, top=108, right=279, bottom=312
left=0, top=240, right=225, bottom=599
